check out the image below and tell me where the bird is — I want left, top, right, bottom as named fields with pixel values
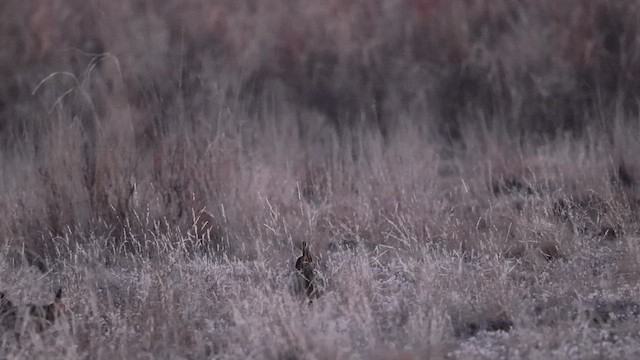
left=26, top=288, right=66, bottom=333
left=12, top=288, right=67, bottom=344
left=294, top=241, right=316, bottom=302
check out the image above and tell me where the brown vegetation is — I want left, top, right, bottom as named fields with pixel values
left=1, top=0, right=640, bottom=358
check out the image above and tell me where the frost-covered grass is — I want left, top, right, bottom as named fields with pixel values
left=4, top=143, right=640, bottom=359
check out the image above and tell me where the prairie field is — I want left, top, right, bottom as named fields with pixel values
left=2, top=0, right=640, bottom=359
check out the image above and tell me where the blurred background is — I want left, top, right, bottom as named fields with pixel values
left=1, top=0, right=639, bottom=257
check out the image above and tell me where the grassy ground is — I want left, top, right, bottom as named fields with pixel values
left=2, top=0, right=640, bottom=359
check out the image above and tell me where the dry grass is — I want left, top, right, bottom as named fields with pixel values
left=1, top=0, right=640, bottom=359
